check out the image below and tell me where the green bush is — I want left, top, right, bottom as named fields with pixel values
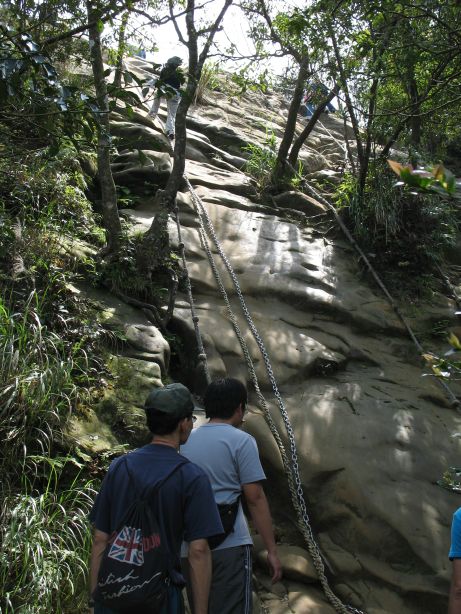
left=0, top=150, right=100, bottom=243
left=336, top=161, right=459, bottom=279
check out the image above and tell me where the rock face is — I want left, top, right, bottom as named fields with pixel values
left=88, top=58, right=461, bottom=612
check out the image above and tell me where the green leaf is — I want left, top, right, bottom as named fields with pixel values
left=448, top=333, right=461, bottom=350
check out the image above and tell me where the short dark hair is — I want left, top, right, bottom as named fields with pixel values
left=145, top=409, right=190, bottom=435
left=204, top=378, right=247, bottom=419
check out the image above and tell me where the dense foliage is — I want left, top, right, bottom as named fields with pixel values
left=0, top=151, right=106, bottom=611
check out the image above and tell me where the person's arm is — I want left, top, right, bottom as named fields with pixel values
left=89, top=528, right=109, bottom=607
left=449, top=559, right=461, bottom=614
left=243, top=482, right=282, bottom=583
left=187, top=538, right=212, bottom=614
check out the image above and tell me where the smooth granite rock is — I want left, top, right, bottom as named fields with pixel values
left=80, top=56, right=461, bottom=613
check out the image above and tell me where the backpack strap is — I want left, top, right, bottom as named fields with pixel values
left=148, top=456, right=189, bottom=498
left=123, top=454, right=189, bottom=500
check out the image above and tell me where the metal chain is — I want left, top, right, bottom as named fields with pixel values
left=172, top=204, right=211, bottom=385
left=185, top=177, right=365, bottom=614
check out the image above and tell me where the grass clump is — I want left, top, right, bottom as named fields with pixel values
left=0, top=289, right=94, bottom=479
left=193, top=62, right=221, bottom=105
left=335, top=161, right=459, bottom=296
left=0, top=458, right=95, bottom=614
left=243, top=128, right=277, bottom=191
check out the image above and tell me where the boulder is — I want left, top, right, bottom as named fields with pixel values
left=111, top=120, right=170, bottom=152
left=112, top=150, right=172, bottom=190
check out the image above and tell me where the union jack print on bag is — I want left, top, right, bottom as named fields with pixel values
left=108, top=526, right=145, bottom=566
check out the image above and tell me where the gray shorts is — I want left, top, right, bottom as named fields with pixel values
left=183, top=545, right=252, bottom=614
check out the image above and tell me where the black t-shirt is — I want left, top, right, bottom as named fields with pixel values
left=158, top=64, right=185, bottom=90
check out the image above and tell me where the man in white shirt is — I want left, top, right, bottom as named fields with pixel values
left=181, top=378, right=282, bottom=614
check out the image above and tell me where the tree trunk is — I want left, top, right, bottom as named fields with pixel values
left=136, top=0, right=232, bottom=275
left=357, top=17, right=397, bottom=205
left=380, top=122, right=406, bottom=160
left=288, top=85, right=339, bottom=168
left=408, top=76, right=421, bottom=149
left=271, top=56, right=310, bottom=183
left=113, top=10, right=130, bottom=90
left=329, top=24, right=365, bottom=169
left=87, top=0, right=122, bottom=254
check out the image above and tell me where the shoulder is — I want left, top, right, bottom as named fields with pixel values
left=233, top=428, right=259, bottom=448
left=107, top=454, right=126, bottom=476
left=453, top=508, right=461, bottom=525
left=180, top=456, right=209, bottom=482
left=239, top=429, right=257, bottom=442
left=179, top=458, right=216, bottom=498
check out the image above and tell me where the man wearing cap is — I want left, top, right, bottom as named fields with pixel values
left=147, top=56, right=185, bottom=140
left=181, top=378, right=282, bottom=614
left=89, top=383, right=223, bottom=614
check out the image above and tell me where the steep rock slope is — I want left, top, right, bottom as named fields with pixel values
left=84, top=57, right=461, bottom=613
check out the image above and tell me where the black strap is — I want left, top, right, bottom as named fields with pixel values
left=123, top=454, right=189, bottom=500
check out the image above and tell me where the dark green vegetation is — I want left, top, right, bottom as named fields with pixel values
left=1, top=0, right=461, bottom=610
left=335, top=162, right=459, bottom=289
left=0, top=10, right=155, bottom=611
left=0, top=153, right=103, bottom=611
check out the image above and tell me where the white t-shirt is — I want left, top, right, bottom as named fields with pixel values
left=180, top=423, right=266, bottom=551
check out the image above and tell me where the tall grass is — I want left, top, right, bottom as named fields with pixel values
left=0, top=457, right=95, bottom=613
left=243, top=128, right=277, bottom=191
left=0, top=290, right=90, bottom=483
left=0, top=87, right=110, bottom=613
left=0, top=284, right=100, bottom=611
left=193, top=62, right=221, bottom=105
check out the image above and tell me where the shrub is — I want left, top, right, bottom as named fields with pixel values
left=336, top=161, right=459, bottom=281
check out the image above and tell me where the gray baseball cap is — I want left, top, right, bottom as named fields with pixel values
left=141, top=383, right=195, bottom=419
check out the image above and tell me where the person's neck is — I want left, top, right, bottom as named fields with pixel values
left=151, top=435, right=179, bottom=451
left=209, top=417, right=241, bottom=428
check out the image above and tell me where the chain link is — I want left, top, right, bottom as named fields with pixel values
left=185, top=177, right=365, bottom=614
left=172, top=204, right=210, bottom=384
